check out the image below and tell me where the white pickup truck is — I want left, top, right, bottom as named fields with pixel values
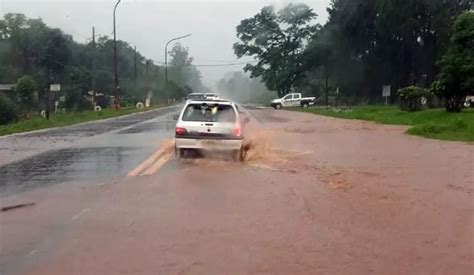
left=270, top=93, right=317, bottom=109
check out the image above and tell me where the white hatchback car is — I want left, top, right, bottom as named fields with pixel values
left=204, top=93, right=219, bottom=100
left=174, top=100, right=247, bottom=161
left=186, top=93, right=205, bottom=103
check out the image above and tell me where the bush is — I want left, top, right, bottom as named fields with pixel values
left=397, top=86, right=432, bottom=112
left=15, top=74, right=38, bottom=112
left=0, top=93, right=19, bottom=125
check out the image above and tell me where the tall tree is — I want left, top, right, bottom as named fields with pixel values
left=234, top=4, right=320, bottom=97
left=168, top=43, right=203, bottom=93
left=434, top=11, right=474, bottom=112
left=308, top=0, right=473, bottom=100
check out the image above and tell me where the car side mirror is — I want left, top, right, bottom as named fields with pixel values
left=172, top=115, right=179, bottom=121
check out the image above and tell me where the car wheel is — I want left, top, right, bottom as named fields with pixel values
left=232, top=149, right=245, bottom=162
left=239, top=147, right=247, bottom=161
left=176, top=147, right=185, bottom=158
left=275, top=104, right=282, bottom=110
left=302, top=103, right=309, bottom=109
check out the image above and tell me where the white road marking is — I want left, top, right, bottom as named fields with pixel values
left=71, top=208, right=91, bottom=221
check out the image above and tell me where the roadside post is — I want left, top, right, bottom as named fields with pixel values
left=49, top=84, right=61, bottom=120
left=382, top=85, right=391, bottom=106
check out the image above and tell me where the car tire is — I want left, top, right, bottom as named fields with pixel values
left=175, top=147, right=185, bottom=158
left=302, top=103, right=309, bottom=109
left=275, top=104, right=282, bottom=110
left=232, top=148, right=245, bottom=162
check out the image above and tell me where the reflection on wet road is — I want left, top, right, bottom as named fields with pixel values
left=0, top=107, right=180, bottom=196
left=0, top=147, right=143, bottom=196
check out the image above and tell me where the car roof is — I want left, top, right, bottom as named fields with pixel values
left=186, top=100, right=233, bottom=105
left=188, top=93, right=204, bottom=96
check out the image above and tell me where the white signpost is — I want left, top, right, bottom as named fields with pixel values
left=382, top=85, right=391, bottom=105
left=50, top=84, right=61, bottom=92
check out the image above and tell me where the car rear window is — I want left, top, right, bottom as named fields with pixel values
left=182, top=104, right=236, bottom=122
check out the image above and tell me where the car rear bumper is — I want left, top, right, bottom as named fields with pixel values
left=175, top=137, right=243, bottom=151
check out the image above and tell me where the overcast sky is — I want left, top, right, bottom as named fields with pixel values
left=0, top=0, right=331, bottom=87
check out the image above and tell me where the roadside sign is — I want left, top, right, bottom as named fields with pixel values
left=382, top=85, right=391, bottom=105
left=59, top=96, right=66, bottom=102
left=50, top=84, right=61, bottom=92
left=382, top=85, right=391, bottom=97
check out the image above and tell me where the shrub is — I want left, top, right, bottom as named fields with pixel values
left=397, top=86, right=431, bottom=112
left=15, top=74, right=38, bottom=112
left=0, top=93, right=19, bottom=125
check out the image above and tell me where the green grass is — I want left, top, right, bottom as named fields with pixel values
left=0, top=105, right=166, bottom=136
left=298, top=106, right=474, bottom=142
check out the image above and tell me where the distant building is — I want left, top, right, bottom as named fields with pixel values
left=0, top=84, right=15, bottom=100
left=0, top=84, right=15, bottom=92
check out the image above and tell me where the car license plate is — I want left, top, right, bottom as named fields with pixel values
left=202, top=140, right=217, bottom=146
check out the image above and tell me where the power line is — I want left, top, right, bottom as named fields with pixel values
left=194, top=61, right=257, bottom=67
left=154, top=61, right=257, bottom=67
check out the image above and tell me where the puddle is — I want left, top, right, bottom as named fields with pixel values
left=117, top=121, right=172, bottom=134
left=0, top=147, right=144, bottom=196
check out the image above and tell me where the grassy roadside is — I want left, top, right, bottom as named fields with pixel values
left=0, top=105, right=166, bottom=137
left=298, top=106, right=474, bottom=142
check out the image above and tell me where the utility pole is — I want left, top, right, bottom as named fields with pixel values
left=45, top=69, right=51, bottom=120
left=325, top=55, right=329, bottom=107
left=164, top=45, right=168, bottom=84
left=145, top=60, right=149, bottom=82
left=134, top=45, right=137, bottom=104
left=145, top=60, right=149, bottom=96
left=164, top=34, right=192, bottom=84
left=92, top=26, right=96, bottom=108
left=113, top=0, right=122, bottom=110
left=46, top=86, right=50, bottom=120
left=325, top=66, right=329, bottom=106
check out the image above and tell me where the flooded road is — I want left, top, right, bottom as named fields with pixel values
left=1, top=107, right=473, bottom=275
left=0, top=106, right=178, bottom=195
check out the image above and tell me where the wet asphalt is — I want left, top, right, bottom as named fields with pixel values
left=0, top=106, right=180, bottom=197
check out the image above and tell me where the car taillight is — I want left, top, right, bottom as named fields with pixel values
left=233, top=124, right=242, bottom=137
left=175, top=127, right=187, bottom=135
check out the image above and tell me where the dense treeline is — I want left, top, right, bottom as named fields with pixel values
left=234, top=0, right=473, bottom=111
left=0, top=13, right=204, bottom=123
